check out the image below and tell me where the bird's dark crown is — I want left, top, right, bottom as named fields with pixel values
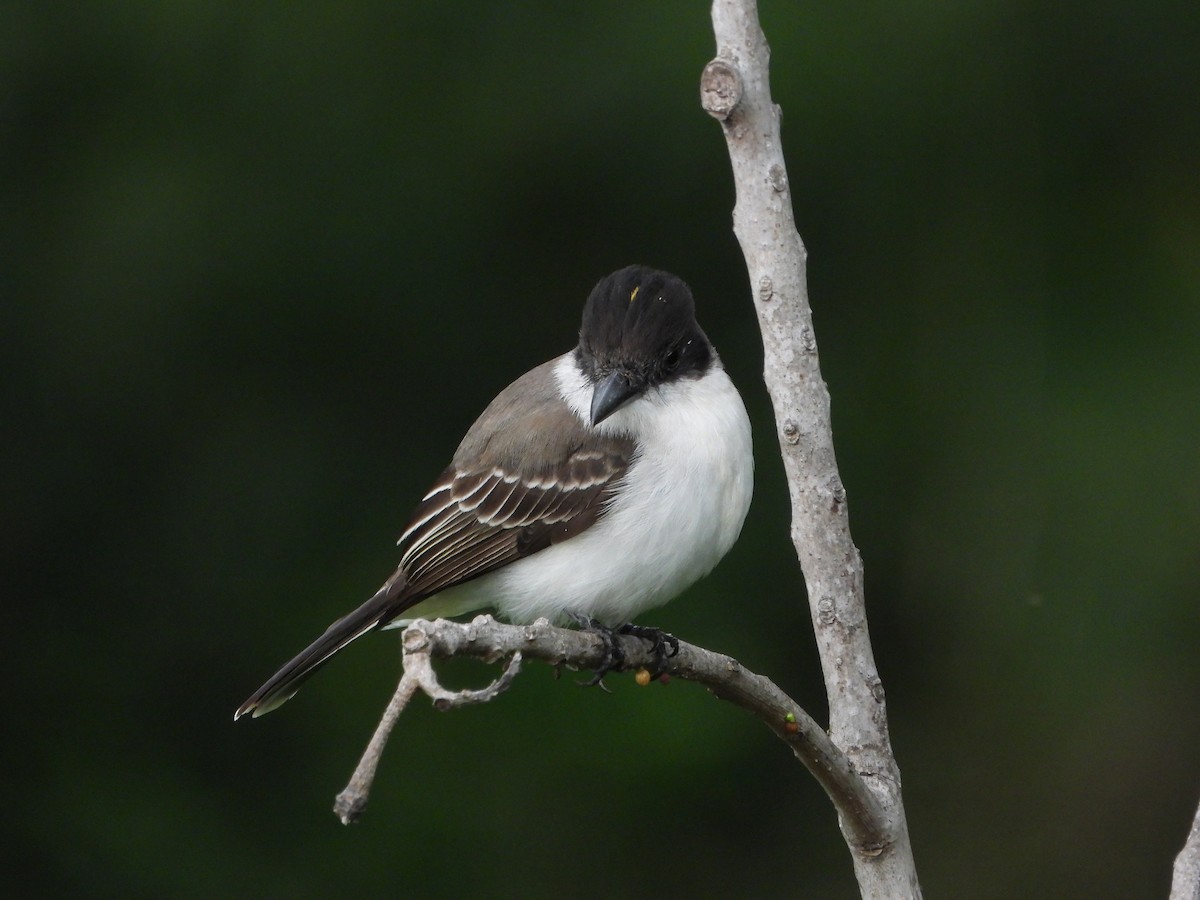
left=576, top=265, right=712, bottom=385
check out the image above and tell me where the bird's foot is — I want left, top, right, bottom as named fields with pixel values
left=568, top=615, right=623, bottom=690
left=616, top=623, right=679, bottom=679
left=569, top=615, right=679, bottom=687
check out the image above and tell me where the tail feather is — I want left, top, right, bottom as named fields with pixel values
left=235, top=581, right=403, bottom=720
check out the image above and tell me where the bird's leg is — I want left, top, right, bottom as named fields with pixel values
left=567, top=614, right=624, bottom=689
left=567, top=615, right=679, bottom=685
left=617, top=623, right=679, bottom=679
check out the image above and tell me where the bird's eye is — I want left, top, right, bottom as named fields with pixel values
left=664, top=347, right=681, bottom=371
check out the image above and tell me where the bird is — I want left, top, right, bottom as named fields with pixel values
left=235, top=265, right=753, bottom=719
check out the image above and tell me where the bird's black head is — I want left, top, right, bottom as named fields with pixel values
left=576, top=265, right=714, bottom=424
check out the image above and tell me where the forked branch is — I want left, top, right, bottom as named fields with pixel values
left=334, top=615, right=886, bottom=850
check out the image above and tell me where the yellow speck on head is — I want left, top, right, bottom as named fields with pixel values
left=630, top=286, right=639, bottom=303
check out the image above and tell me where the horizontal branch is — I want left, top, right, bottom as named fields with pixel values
left=333, top=615, right=887, bottom=851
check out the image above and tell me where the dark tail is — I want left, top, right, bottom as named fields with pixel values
left=235, top=578, right=404, bottom=720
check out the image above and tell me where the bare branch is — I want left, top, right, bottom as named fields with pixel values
left=334, top=672, right=420, bottom=825
left=333, top=615, right=885, bottom=840
left=1172, top=795, right=1200, bottom=900
left=703, top=1, right=920, bottom=894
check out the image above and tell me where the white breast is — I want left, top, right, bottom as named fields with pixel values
left=490, top=354, right=755, bottom=623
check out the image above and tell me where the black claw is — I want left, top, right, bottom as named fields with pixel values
left=619, top=623, right=679, bottom=656
left=571, top=616, right=625, bottom=687
left=569, top=616, right=679, bottom=685
left=618, top=624, right=679, bottom=679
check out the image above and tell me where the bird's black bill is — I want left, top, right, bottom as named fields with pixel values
left=590, top=371, right=641, bottom=425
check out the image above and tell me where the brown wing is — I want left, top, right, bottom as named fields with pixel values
left=395, top=447, right=630, bottom=603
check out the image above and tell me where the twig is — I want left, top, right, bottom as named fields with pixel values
left=333, top=672, right=421, bottom=825
left=334, top=636, right=524, bottom=824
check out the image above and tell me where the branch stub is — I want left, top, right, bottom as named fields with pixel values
left=700, top=58, right=743, bottom=120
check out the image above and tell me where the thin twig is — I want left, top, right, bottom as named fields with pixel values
left=334, top=673, right=421, bottom=824
left=333, top=644, right=523, bottom=823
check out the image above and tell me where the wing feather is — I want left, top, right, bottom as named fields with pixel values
left=396, top=447, right=630, bottom=601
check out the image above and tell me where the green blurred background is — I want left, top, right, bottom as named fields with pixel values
left=4, top=2, right=1198, bottom=897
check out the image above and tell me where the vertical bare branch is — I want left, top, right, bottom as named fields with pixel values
left=1172, top=797, right=1200, bottom=900
left=703, top=2, right=920, bottom=895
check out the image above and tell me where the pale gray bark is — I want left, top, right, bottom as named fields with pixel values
left=1171, top=797, right=1200, bottom=900
left=702, top=1, right=921, bottom=895
left=335, top=615, right=885, bottom=837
